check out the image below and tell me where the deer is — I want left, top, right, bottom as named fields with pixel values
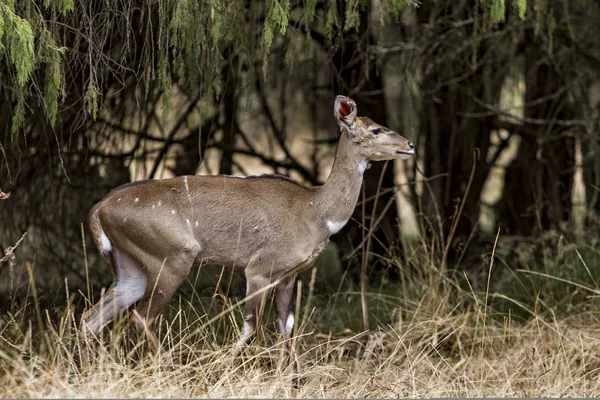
left=80, top=95, right=414, bottom=359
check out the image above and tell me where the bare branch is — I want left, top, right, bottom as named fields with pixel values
left=0, top=232, right=27, bottom=265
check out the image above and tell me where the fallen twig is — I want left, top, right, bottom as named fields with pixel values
left=0, top=232, right=28, bottom=266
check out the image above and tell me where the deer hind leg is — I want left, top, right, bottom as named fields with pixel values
left=275, top=275, right=299, bottom=379
left=81, top=248, right=147, bottom=336
left=129, top=249, right=197, bottom=354
left=232, top=273, right=273, bottom=356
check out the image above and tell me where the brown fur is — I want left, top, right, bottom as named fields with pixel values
left=81, top=95, right=414, bottom=358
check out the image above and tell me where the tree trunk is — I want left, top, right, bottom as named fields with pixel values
left=414, top=5, right=511, bottom=265
left=498, top=28, right=575, bottom=235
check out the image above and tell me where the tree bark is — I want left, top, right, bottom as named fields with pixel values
left=414, top=3, right=512, bottom=265
left=497, top=28, right=575, bottom=235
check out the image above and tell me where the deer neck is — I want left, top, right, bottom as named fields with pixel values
left=314, top=130, right=367, bottom=230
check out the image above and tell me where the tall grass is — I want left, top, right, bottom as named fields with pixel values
left=1, top=225, right=600, bottom=398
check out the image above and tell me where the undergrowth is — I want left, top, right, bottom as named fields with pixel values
left=1, top=226, right=599, bottom=397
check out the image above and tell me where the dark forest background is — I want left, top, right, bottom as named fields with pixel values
left=1, top=0, right=599, bottom=312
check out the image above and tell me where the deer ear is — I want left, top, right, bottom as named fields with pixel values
left=334, top=95, right=357, bottom=131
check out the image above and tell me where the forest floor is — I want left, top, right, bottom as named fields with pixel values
left=1, top=231, right=600, bottom=398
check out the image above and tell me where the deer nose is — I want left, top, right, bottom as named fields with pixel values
left=409, top=142, right=415, bottom=149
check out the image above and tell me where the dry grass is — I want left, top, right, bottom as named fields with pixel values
left=1, top=227, right=600, bottom=398
left=2, top=279, right=600, bottom=398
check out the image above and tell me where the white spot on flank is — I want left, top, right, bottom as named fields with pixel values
left=134, top=197, right=139, bottom=202
left=171, top=209, right=176, bottom=215
left=100, top=229, right=112, bottom=254
left=358, top=160, right=367, bottom=173
left=327, top=220, right=348, bottom=235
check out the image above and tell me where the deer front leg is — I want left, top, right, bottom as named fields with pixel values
left=275, top=275, right=296, bottom=345
left=275, top=275, right=299, bottom=380
left=232, top=273, right=272, bottom=356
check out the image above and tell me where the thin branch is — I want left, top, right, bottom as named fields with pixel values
left=471, top=95, right=587, bottom=127
left=254, top=78, right=315, bottom=183
left=441, top=148, right=479, bottom=271
left=148, top=96, right=200, bottom=179
left=0, top=232, right=27, bottom=265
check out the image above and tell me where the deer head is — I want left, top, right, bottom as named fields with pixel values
left=334, top=95, right=415, bottom=161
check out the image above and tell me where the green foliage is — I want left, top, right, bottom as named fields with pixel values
left=344, top=0, right=360, bottom=31
left=37, top=28, right=65, bottom=127
left=0, top=15, right=4, bottom=57
left=59, top=0, right=74, bottom=15
left=11, top=92, right=24, bottom=136
left=391, top=0, right=405, bottom=20
left=379, top=0, right=406, bottom=25
left=490, top=0, right=506, bottom=23
left=44, top=53, right=62, bottom=127
left=85, top=82, right=99, bottom=120
left=7, top=12, right=35, bottom=87
left=264, top=0, right=290, bottom=51
left=1, top=1, right=70, bottom=133
left=0, top=0, right=435, bottom=136
left=513, top=0, right=526, bottom=19
left=484, top=0, right=526, bottom=23
left=171, top=0, right=194, bottom=86
left=325, top=0, right=339, bottom=41
left=305, top=0, right=317, bottom=25
left=534, top=0, right=546, bottom=36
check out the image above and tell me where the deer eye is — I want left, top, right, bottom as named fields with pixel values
left=370, top=128, right=382, bottom=135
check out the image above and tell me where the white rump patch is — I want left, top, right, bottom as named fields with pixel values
left=327, top=220, right=348, bottom=235
left=358, top=160, right=367, bottom=174
left=100, top=229, right=112, bottom=254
